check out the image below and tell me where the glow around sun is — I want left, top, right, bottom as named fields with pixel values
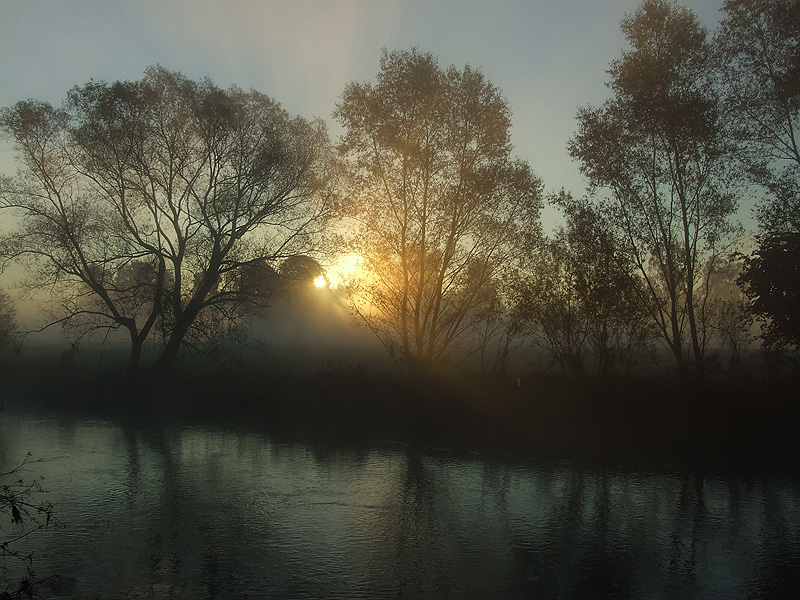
left=325, top=253, right=365, bottom=289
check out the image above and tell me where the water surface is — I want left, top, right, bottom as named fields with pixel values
left=1, top=405, right=798, bottom=598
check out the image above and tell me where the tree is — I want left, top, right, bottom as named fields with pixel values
left=0, top=289, right=16, bottom=352
left=512, top=194, right=652, bottom=377
left=515, top=233, right=590, bottom=377
left=0, top=67, right=337, bottom=376
left=701, top=253, right=755, bottom=374
left=568, top=0, right=740, bottom=382
left=715, top=0, right=800, bottom=236
left=335, top=49, right=542, bottom=373
left=233, top=259, right=280, bottom=313
left=278, top=255, right=327, bottom=291
left=715, top=1, right=800, bottom=349
left=738, top=233, right=800, bottom=348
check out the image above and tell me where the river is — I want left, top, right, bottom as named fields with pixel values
left=1, top=404, right=798, bottom=598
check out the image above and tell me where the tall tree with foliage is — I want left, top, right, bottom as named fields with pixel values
left=0, top=66, right=337, bottom=375
left=715, top=0, right=800, bottom=348
left=568, top=0, right=740, bottom=381
left=335, top=49, right=542, bottom=372
left=715, top=0, right=800, bottom=235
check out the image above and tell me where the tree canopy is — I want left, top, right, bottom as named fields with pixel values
left=335, top=49, right=542, bottom=372
left=513, top=193, right=652, bottom=377
left=1, top=2, right=797, bottom=384
left=0, top=66, right=337, bottom=374
left=716, top=0, right=800, bottom=350
left=738, top=233, right=800, bottom=348
left=715, top=0, right=800, bottom=236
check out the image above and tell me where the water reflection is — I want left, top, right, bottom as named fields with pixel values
left=1, top=407, right=798, bottom=598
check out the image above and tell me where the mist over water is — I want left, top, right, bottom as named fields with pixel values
left=2, top=405, right=798, bottom=599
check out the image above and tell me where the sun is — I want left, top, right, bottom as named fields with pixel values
left=314, top=275, right=327, bottom=288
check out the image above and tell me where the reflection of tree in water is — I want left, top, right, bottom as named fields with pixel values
left=506, top=468, right=636, bottom=597
left=749, top=478, right=800, bottom=598
left=668, top=472, right=706, bottom=593
left=114, top=423, right=292, bottom=596
left=116, top=423, right=191, bottom=594
left=569, top=471, right=636, bottom=597
left=394, top=450, right=452, bottom=598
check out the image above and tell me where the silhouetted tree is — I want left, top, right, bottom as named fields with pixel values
left=233, top=259, right=280, bottom=313
left=738, top=233, right=800, bottom=348
left=513, top=194, right=652, bottom=376
left=335, top=49, right=543, bottom=372
left=0, top=67, right=338, bottom=376
left=0, top=289, right=16, bottom=348
left=568, top=0, right=740, bottom=382
left=514, top=234, right=590, bottom=376
left=715, top=0, right=800, bottom=236
left=704, top=254, right=755, bottom=374
left=278, top=255, right=327, bottom=293
left=715, top=0, right=800, bottom=353
left=476, top=281, right=528, bottom=378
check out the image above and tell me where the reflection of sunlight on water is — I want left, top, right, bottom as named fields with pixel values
left=1, top=407, right=799, bottom=598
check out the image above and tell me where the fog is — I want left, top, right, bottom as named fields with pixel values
left=10, top=284, right=391, bottom=376
left=243, top=288, right=389, bottom=373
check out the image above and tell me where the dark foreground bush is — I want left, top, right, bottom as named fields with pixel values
left=5, top=362, right=800, bottom=471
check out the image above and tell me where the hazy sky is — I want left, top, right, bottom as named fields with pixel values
left=1, top=0, right=724, bottom=206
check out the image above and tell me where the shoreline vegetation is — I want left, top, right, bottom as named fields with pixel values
left=3, top=361, right=799, bottom=473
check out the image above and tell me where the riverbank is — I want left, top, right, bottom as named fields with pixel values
left=3, top=363, right=799, bottom=471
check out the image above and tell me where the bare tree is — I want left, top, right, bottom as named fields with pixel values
left=335, top=49, right=543, bottom=373
left=0, top=67, right=338, bottom=376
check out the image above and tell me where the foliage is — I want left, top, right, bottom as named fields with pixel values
left=568, top=0, right=741, bottom=381
left=715, top=0, right=800, bottom=236
left=0, top=66, right=338, bottom=375
left=513, top=194, right=652, bottom=376
left=738, top=233, right=800, bottom=348
left=695, top=251, right=753, bottom=376
left=277, top=255, right=327, bottom=295
left=335, top=49, right=542, bottom=372
left=715, top=0, right=800, bottom=354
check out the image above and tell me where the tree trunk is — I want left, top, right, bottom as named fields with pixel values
left=685, top=298, right=704, bottom=382
left=152, top=314, right=193, bottom=374
left=127, top=338, right=143, bottom=378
